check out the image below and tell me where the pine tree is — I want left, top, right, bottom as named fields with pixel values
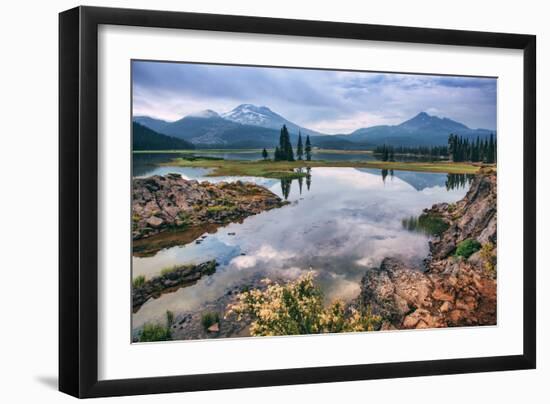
left=262, top=148, right=268, bottom=160
left=493, top=134, right=497, bottom=163
left=305, top=135, right=312, bottom=161
left=274, top=146, right=281, bottom=161
left=277, top=127, right=285, bottom=161
left=276, top=125, right=294, bottom=161
left=382, top=145, right=389, bottom=162
left=296, top=131, right=304, bottom=160
left=284, top=126, right=294, bottom=161
left=448, top=134, right=456, bottom=161
left=487, top=133, right=495, bottom=163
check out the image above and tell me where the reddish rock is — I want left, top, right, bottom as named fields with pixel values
left=207, top=323, right=220, bottom=333
left=359, top=171, right=497, bottom=330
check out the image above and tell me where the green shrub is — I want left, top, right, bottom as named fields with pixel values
left=132, top=275, right=146, bottom=288
left=139, top=323, right=172, bottom=342
left=454, top=239, right=482, bottom=259
left=201, top=312, right=220, bottom=330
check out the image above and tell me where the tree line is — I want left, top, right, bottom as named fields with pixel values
left=262, top=125, right=312, bottom=161
left=373, top=133, right=497, bottom=163
left=374, top=144, right=449, bottom=161
left=448, top=133, right=496, bottom=163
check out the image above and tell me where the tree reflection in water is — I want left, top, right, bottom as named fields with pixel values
left=446, top=173, right=475, bottom=191
left=279, top=168, right=313, bottom=200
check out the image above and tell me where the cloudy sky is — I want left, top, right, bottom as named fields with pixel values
left=132, top=60, right=497, bottom=134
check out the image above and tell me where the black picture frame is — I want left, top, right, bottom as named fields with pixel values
left=59, top=6, right=536, bottom=398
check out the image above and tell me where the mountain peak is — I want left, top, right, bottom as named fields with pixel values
left=187, top=109, right=220, bottom=119
left=221, top=104, right=282, bottom=127
left=235, top=103, right=270, bottom=110
left=399, top=111, right=469, bottom=131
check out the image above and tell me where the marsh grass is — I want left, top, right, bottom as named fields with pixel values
left=139, top=311, right=175, bottom=342
left=132, top=275, right=146, bottom=288
left=201, top=312, right=220, bottom=330
left=163, top=157, right=484, bottom=179
left=160, top=265, right=180, bottom=276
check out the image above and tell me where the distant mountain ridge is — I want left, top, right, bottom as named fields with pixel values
left=132, top=122, right=194, bottom=151
left=347, top=112, right=494, bottom=146
left=133, top=107, right=495, bottom=149
left=133, top=116, right=170, bottom=134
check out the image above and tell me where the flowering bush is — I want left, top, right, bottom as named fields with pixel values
left=226, top=272, right=382, bottom=336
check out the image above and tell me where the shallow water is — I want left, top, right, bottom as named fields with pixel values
left=132, top=163, right=469, bottom=331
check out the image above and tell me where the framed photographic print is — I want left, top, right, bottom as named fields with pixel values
left=59, top=6, right=536, bottom=398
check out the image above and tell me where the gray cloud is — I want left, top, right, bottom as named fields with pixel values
left=132, top=61, right=497, bottom=134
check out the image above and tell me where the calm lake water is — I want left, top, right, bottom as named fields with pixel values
left=132, top=153, right=470, bottom=331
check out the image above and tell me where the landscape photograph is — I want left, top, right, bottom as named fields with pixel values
left=131, top=60, right=497, bottom=342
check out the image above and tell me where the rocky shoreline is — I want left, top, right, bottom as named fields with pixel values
left=359, top=169, right=497, bottom=329
left=132, top=260, right=218, bottom=312
left=133, top=169, right=498, bottom=340
left=132, top=174, right=287, bottom=241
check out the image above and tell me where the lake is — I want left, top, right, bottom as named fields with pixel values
left=132, top=153, right=471, bottom=333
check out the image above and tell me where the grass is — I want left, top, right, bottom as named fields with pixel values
left=134, top=148, right=371, bottom=155
left=201, top=312, right=220, bottom=330
left=160, top=265, right=180, bottom=276
left=162, top=157, right=484, bottom=178
left=206, top=205, right=236, bottom=214
left=132, top=275, right=146, bottom=288
left=139, top=311, right=174, bottom=342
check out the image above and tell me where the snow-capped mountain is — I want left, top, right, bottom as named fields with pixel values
left=221, top=104, right=321, bottom=137
left=221, top=104, right=285, bottom=128
left=133, top=109, right=494, bottom=149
